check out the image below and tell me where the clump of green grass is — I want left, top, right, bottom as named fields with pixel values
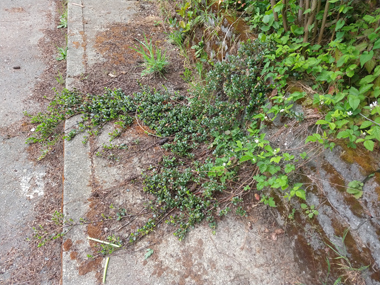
left=130, top=35, right=169, bottom=76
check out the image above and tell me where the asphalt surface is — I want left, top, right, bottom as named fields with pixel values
left=0, top=0, right=56, bottom=283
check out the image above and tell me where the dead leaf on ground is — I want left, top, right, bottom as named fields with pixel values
left=275, top=228, right=284, bottom=235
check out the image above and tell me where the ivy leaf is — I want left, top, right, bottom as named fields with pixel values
left=335, top=19, right=345, bottom=31
left=348, top=95, right=361, bottom=110
left=360, top=51, right=374, bottom=68
left=364, top=140, right=374, bottom=151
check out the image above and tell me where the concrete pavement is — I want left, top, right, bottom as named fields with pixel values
left=0, top=0, right=58, bottom=283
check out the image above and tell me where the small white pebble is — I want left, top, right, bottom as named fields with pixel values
left=31, top=128, right=35, bottom=132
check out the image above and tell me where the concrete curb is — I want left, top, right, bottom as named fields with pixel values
left=62, top=1, right=138, bottom=284
left=63, top=1, right=95, bottom=284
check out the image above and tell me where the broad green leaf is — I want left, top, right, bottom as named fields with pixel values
left=349, top=87, right=360, bottom=97
left=372, top=126, right=380, bottom=141
left=270, top=156, right=282, bottom=163
left=305, top=135, right=317, bottom=143
left=347, top=188, right=363, bottom=199
left=240, top=154, right=255, bottom=163
left=263, top=14, right=271, bottom=24
left=359, top=74, right=377, bottom=85
left=364, top=140, right=374, bottom=151
left=316, top=120, right=328, bottom=125
left=274, top=3, right=284, bottom=13
left=267, top=198, right=276, bottom=207
left=369, top=33, right=378, bottom=42
left=335, top=19, right=345, bottom=31
left=355, top=41, right=368, bottom=52
left=284, top=164, right=295, bottom=173
left=296, top=189, right=306, bottom=200
left=374, top=39, right=380, bottom=50
left=360, top=121, right=373, bottom=129
left=291, top=25, right=304, bottom=35
left=363, top=15, right=375, bottom=23
left=329, top=123, right=336, bottom=130
left=365, top=59, right=376, bottom=74
left=264, top=144, right=274, bottom=153
left=348, top=95, right=360, bottom=110
left=346, top=69, right=355, bottom=77
left=359, top=84, right=373, bottom=94
left=337, top=130, right=349, bottom=139
left=360, top=51, right=374, bottom=67
left=303, top=8, right=311, bottom=14
left=336, top=119, right=349, bottom=128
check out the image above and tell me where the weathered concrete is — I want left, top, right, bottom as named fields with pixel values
left=0, top=0, right=55, bottom=283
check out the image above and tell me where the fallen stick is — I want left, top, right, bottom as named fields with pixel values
left=103, top=257, right=110, bottom=284
left=88, top=237, right=121, bottom=248
left=71, top=3, right=84, bottom=7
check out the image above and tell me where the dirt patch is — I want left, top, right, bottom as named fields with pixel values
left=78, top=3, right=187, bottom=97
left=63, top=239, right=73, bottom=251
left=78, top=257, right=103, bottom=276
left=5, top=7, right=26, bottom=13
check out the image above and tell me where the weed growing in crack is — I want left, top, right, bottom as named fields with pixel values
left=56, top=46, right=67, bottom=61
left=130, top=34, right=169, bottom=76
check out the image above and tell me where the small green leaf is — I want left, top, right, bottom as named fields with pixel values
left=300, top=203, right=308, bottom=209
left=284, top=164, right=295, bottom=173
left=144, top=248, right=154, bottom=259
left=267, top=198, right=276, bottom=207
